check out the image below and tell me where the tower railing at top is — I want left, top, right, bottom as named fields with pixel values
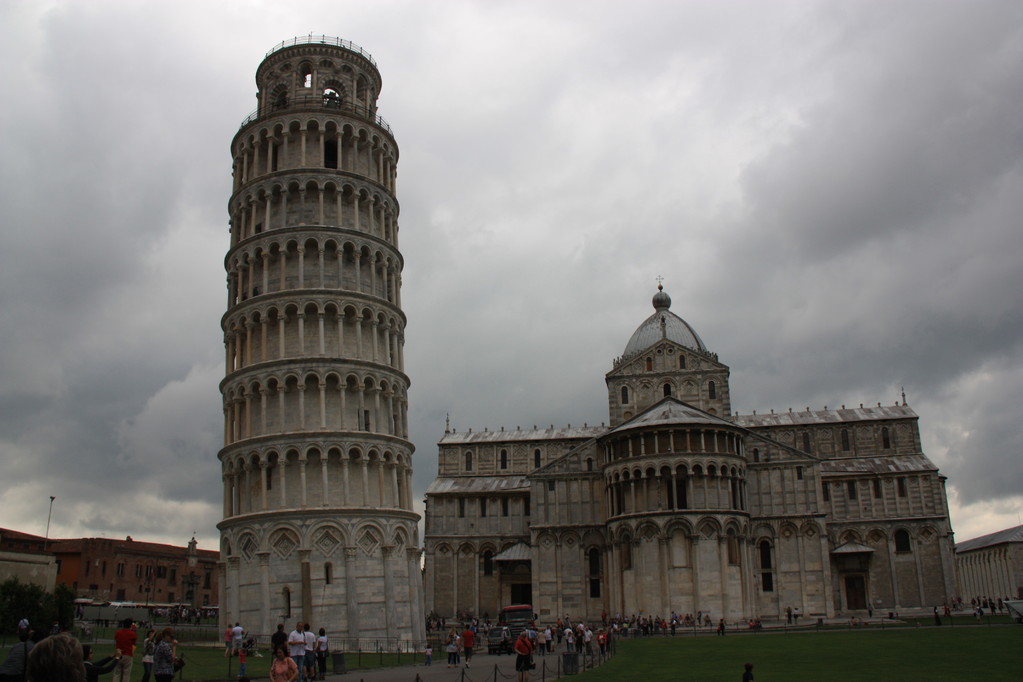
left=264, top=35, right=377, bottom=66
left=238, top=94, right=393, bottom=136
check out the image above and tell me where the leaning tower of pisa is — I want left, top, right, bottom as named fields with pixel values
left=217, top=36, right=423, bottom=643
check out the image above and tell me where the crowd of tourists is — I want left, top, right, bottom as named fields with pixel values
left=1, top=618, right=182, bottom=682
left=262, top=621, right=329, bottom=682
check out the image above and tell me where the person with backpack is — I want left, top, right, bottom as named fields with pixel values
left=0, top=629, right=34, bottom=682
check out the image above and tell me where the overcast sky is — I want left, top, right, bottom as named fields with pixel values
left=1, top=0, right=1020, bottom=555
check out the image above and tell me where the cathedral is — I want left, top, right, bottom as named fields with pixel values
left=423, top=286, right=957, bottom=623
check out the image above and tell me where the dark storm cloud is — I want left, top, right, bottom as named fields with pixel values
left=0, top=0, right=1019, bottom=547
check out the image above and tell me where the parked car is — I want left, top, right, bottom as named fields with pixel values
left=487, top=627, right=512, bottom=655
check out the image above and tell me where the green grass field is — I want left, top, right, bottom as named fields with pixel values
left=4, top=624, right=1019, bottom=680
left=576, top=626, right=1021, bottom=681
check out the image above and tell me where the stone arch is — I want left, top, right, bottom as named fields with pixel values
left=697, top=517, right=721, bottom=539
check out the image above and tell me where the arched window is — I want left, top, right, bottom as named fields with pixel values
left=621, top=540, right=633, bottom=570
left=802, top=432, right=811, bottom=453
left=752, top=448, right=760, bottom=462
left=282, top=586, right=292, bottom=618
left=501, top=498, right=509, bottom=516
left=882, top=427, right=891, bottom=449
left=679, top=356, right=686, bottom=369
left=500, top=449, right=508, bottom=470
left=894, top=529, right=911, bottom=552
left=324, top=562, right=333, bottom=585
left=621, top=386, right=629, bottom=404
left=534, top=449, right=541, bottom=469
left=708, top=381, right=716, bottom=399
left=586, top=458, right=593, bottom=472
left=464, top=451, right=473, bottom=471
left=663, top=383, right=672, bottom=397
left=322, top=87, right=342, bottom=108
left=271, top=86, right=288, bottom=110
left=645, top=357, right=653, bottom=371
left=841, top=429, right=850, bottom=451
left=482, top=550, right=494, bottom=576
left=324, top=139, right=338, bottom=169
left=758, top=540, right=773, bottom=569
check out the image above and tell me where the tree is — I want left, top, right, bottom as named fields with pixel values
left=0, top=578, right=77, bottom=635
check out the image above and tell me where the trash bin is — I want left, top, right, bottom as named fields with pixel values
left=562, top=651, right=579, bottom=675
left=331, top=652, right=346, bottom=674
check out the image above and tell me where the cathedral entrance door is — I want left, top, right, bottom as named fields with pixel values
left=844, top=575, right=867, bottom=610
left=510, top=583, right=532, bottom=605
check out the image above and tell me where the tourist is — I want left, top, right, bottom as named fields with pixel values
left=112, top=620, right=136, bottom=682
left=139, top=630, right=156, bottom=682
left=717, top=618, right=726, bottom=636
left=231, top=623, right=245, bottom=658
left=0, top=629, right=35, bottom=682
left=152, top=628, right=177, bottom=682
left=460, top=624, right=475, bottom=668
left=742, top=662, right=755, bottom=681
left=223, top=626, right=233, bottom=658
left=287, top=623, right=306, bottom=682
left=445, top=629, right=460, bottom=668
left=514, top=631, right=533, bottom=682
left=302, top=624, right=316, bottom=682
left=82, top=644, right=121, bottom=682
left=269, top=648, right=297, bottom=682
left=423, top=644, right=432, bottom=666
left=270, top=624, right=288, bottom=657
left=315, top=628, right=328, bottom=681
left=27, top=633, right=83, bottom=682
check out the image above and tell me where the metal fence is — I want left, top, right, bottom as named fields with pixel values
left=264, top=36, right=377, bottom=66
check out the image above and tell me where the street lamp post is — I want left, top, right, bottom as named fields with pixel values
left=44, top=496, right=55, bottom=552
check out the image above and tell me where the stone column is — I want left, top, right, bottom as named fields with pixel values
left=382, top=546, right=395, bottom=637
left=318, top=381, right=327, bottom=429
left=259, top=552, right=272, bottom=635
left=278, top=458, right=287, bottom=508
left=344, top=548, right=359, bottom=640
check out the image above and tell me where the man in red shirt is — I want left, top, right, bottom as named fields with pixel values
left=514, top=631, right=533, bottom=682
left=460, top=625, right=475, bottom=668
left=112, top=619, right=137, bottom=682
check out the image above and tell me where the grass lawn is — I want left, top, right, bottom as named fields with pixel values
left=576, top=626, right=1021, bottom=682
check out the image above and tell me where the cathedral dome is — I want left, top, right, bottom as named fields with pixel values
left=622, top=286, right=707, bottom=358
